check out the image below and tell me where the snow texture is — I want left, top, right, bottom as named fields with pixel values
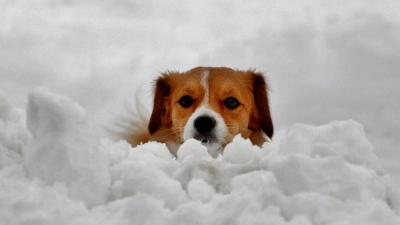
left=1, top=88, right=399, bottom=224
left=1, top=1, right=400, bottom=224
left=1, top=0, right=399, bottom=187
left=23, top=88, right=110, bottom=207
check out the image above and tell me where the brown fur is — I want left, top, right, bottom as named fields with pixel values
left=128, top=67, right=273, bottom=153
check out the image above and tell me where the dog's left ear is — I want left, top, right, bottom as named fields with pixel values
left=249, top=71, right=274, bottom=139
left=148, top=75, right=171, bottom=134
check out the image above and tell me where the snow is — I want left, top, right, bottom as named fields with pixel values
left=1, top=0, right=400, bottom=224
left=23, top=88, right=110, bottom=207
left=1, top=88, right=399, bottom=224
left=0, top=91, right=30, bottom=168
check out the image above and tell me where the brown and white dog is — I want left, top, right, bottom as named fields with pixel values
left=124, top=67, right=273, bottom=156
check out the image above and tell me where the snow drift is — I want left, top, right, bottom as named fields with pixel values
left=2, top=0, right=400, bottom=187
left=0, top=89, right=399, bottom=224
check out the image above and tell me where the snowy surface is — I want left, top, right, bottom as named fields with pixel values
left=1, top=88, right=399, bottom=224
left=1, top=0, right=400, bottom=224
left=1, top=0, right=399, bottom=186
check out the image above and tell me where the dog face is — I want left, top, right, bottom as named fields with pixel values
left=148, top=67, right=273, bottom=155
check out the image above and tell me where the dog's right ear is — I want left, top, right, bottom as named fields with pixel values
left=148, top=76, right=171, bottom=134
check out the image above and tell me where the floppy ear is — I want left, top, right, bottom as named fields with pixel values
left=148, top=76, right=171, bottom=134
left=249, top=72, right=274, bottom=139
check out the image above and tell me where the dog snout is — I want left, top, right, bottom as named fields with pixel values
left=194, top=116, right=216, bottom=134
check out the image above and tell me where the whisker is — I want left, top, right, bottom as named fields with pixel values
left=154, top=128, right=184, bottom=142
left=153, top=127, right=182, bottom=135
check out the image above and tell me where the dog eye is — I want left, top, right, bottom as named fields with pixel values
left=178, top=95, right=194, bottom=108
left=224, top=97, right=240, bottom=109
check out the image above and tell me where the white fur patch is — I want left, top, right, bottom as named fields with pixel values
left=182, top=106, right=227, bottom=156
left=183, top=106, right=226, bottom=139
left=200, top=70, right=210, bottom=105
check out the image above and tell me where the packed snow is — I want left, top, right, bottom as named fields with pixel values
left=1, top=0, right=400, bottom=224
left=1, top=87, right=399, bottom=224
left=1, top=0, right=399, bottom=186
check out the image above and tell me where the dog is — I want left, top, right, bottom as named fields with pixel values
left=123, top=67, right=273, bottom=156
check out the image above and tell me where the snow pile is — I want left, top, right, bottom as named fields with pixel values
left=24, top=88, right=110, bottom=207
left=0, top=89, right=399, bottom=224
left=1, top=0, right=400, bottom=186
left=0, top=91, right=30, bottom=168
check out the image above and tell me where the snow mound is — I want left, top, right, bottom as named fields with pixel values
left=0, top=89, right=399, bottom=225
left=0, top=91, right=31, bottom=168
left=22, top=88, right=110, bottom=207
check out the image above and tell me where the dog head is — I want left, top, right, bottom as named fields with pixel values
left=148, top=67, right=273, bottom=155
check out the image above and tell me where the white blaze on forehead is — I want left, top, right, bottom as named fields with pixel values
left=200, top=70, right=210, bottom=105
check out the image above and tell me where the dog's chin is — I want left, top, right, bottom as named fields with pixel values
left=200, top=141, right=223, bottom=158
left=192, top=134, right=223, bottom=157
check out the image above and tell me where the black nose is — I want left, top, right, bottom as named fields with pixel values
left=194, top=116, right=216, bottom=134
